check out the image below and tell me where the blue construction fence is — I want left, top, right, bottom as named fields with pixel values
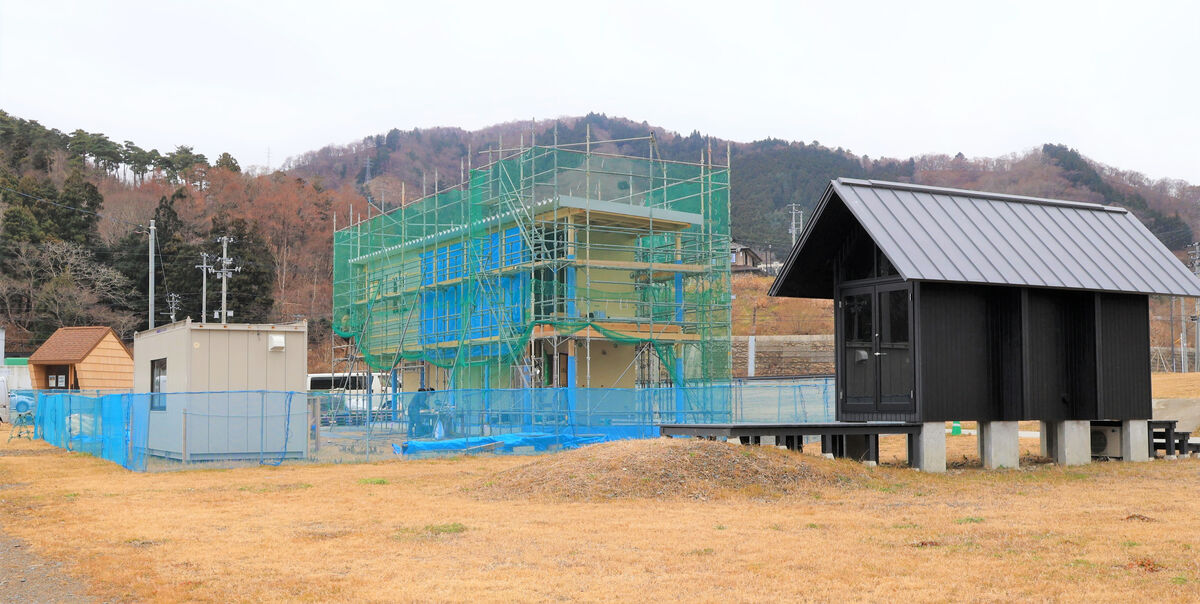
left=12, top=377, right=834, bottom=470
left=16, top=390, right=302, bottom=472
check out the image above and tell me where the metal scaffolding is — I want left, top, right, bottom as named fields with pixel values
left=332, top=135, right=732, bottom=394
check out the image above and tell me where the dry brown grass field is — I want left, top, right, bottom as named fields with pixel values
left=731, top=274, right=833, bottom=335
left=3, top=430, right=1200, bottom=603
left=1151, top=372, right=1200, bottom=398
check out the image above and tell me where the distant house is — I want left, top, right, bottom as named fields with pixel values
left=731, top=241, right=765, bottom=274
left=28, top=326, right=133, bottom=391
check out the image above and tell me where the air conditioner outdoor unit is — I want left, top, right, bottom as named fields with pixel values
left=1091, top=425, right=1122, bottom=458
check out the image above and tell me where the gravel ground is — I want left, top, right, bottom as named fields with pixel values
left=0, top=530, right=91, bottom=603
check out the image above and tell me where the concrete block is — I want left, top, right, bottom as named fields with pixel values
left=1121, top=419, right=1150, bottom=462
left=1052, top=420, right=1091, bottom=466
left=760, top=435, right=777, bottom=447
left=980, top=421, right=1020, bottom=469
left=910, top=422, right=945, bottom=473
left=1040, top=421, right=1054, bottom=458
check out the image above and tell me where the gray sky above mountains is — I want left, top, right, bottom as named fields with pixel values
left=2, top=0, right=1196, bottom=183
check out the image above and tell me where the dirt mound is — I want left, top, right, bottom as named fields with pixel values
left=475, top=437, right=868, bottom=500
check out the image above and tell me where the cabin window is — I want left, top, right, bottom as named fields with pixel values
left=842, top=237, right=876, bottom=281
left=877, top=247, right=898, bottom=278
left=840, top=230, right=900, bottom=282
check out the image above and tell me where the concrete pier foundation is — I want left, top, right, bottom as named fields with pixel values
left=1121, top=419, right=1150, bottom=462
left=908, top=422, right=945, bottom=473
left=1040, top=421, right=1054, bottom=458
left=1045, top=420, right=1091, bottom=466
left=978, top=421, right=1019, bottom=469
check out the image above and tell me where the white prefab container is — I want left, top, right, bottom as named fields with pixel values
left=133, top=319, right=309, bottom=461
left=133, top=319, right=308, bottom=393
left=143, top=391, right=308, bottom=461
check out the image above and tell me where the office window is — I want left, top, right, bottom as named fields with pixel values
left=150, top=358, right=167, bottom=411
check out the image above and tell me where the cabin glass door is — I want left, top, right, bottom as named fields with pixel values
left=839, top=283, right=914, bottom=414
left=877, top=284, right=914, bottom=411
left=841, top=289, right=875, bottom=412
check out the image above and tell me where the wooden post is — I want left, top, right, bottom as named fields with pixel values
left=309, top=397, right=320, bottom=456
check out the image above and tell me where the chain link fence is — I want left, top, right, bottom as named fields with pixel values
left=12, top=377, right=834, bottom=470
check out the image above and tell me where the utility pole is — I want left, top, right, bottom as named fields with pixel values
left=195, top=252, right=213, bottom=324
left=214, top=236, right=241, bottom=324
left=1171, top=296, right=1178, bottom=371
left=787, top=203, right=803, bottom=247
left=1189, top=242, right=1200, bottom=373
left=1176, top=305, right=1185, bottom=377
left=165, top=293, right=181, bottom=323
left=148, top=219, right=156, bottom=329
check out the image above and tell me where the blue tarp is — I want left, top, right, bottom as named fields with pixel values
left=395, top=432, right=607, bottom=455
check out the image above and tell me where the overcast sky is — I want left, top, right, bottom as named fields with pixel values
left=1, top=1, right=1197, bottom=182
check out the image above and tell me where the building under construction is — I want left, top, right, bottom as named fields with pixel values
left=331, top=137, right=731, bottom=398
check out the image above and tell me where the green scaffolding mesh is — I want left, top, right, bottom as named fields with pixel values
left=333, top=143, right=731, bottom=389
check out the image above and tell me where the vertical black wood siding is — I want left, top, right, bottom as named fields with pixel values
left=1097, top=294, right=1151, bottom=419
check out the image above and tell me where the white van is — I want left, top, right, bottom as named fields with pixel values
left=0, top=364, right=32, bottom=423
left=307, top=372, right=392, bottom=411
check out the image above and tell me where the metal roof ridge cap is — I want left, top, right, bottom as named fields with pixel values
left=837, top=178, right=1127, bottom=213
left=835, top=177, right=873, bottom=186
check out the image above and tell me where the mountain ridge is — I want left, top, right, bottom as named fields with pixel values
left=282, top=112, right=1199, bottom=252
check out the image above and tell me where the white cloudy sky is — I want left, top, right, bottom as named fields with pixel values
left=1, top=0, right=1197, bottom=182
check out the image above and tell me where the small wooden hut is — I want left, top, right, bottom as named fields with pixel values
left=28, top=327, right=133, bottom=391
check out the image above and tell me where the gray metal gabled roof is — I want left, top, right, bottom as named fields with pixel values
left=770, top=178, right=1200, bottom=298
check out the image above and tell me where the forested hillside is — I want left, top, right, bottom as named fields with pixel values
left=0, top=110, right=366, bottom=361
left=3, top=109, right=1198, bottom=366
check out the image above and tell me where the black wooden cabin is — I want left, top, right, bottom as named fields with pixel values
left=769, top=179, right=1200, bottom=424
